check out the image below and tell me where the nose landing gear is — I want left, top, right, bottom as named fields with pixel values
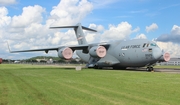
left=146, top=67, right=154, bottom=72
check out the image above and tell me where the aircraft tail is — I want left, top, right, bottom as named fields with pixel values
left=50, top=23, right=97, bottom=45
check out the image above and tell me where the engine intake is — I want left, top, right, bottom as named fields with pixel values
left=159, top=52, right=170, bottom=62
left=89, top=46, right=106, bottom=58
left=163, top=52, right=170, bottom=62
left=58, top=47, right=73, bottom=59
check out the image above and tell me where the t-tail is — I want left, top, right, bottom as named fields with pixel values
left=50, top=23, right=97, bottom=45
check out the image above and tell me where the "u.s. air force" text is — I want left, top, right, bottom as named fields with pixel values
left=121, top=45, right=141, bottom=49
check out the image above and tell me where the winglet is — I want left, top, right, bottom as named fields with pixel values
left=6, top=41, right=12, bottom=53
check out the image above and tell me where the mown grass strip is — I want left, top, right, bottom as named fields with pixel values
left=0, top=64, right=180, bottom=105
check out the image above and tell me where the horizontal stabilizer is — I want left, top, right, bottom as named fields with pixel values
left=50, top=24, right=97, bottom=32
left=82, top=26, right=97, bottom=32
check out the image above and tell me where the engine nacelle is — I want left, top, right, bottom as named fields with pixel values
left=89, top=46, right=106, bottom=58
left=159, top=52, right=170, bottom=62
left=58, top=47, right=73, bottom=60
left=163, top=52, right=171, bottom=62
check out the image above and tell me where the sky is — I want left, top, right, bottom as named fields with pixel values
left=0, top=0, right=180, bottom=59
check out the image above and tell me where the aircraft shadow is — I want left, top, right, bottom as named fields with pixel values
left=97, top=67, right=147, bottom=72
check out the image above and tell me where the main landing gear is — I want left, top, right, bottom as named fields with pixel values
left=146, top=67, right=154, bottom=72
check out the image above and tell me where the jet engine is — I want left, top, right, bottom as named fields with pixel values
left=89, top=46, right=107, bottom=58
left=163, top=52, right=171, bottom=62
left=159, top=52, right=170, bottom=62
left=58, top=47, right=73, bottom=59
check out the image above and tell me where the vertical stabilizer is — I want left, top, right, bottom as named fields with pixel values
left=74, top=23, right=87, bottom=45
left=50, top=23, right=97, bottom=45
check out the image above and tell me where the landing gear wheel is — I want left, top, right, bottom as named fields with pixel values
left=94, top=65, right=98, bottom=69
left=146, top=67, right=154, bottom=72
left=94, top=65, right=102, bottom=69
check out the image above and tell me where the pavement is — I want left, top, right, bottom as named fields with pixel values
left=154, top=68, right=180, bottom=73
left=126, top=67, right=180, bottom=73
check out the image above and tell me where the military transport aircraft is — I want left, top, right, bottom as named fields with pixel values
left=8, top=23, right=170, bottom=71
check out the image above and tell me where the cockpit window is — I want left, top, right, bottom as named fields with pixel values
left=143, top=43, right=146, bottom=47
left=150, top=43, right=157, bottom=47
left=143, top=43, right=158, bottom=47
left=147, top=43, right=149, bottom=47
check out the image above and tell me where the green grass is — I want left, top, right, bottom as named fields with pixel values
left=0, top=64, right=180, bottom=105
left=154, top=65, right=180, bottom=69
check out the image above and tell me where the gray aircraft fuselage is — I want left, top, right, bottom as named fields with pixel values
left=76, top=39, right=162, bottom=68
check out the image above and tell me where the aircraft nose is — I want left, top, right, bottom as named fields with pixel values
left=152, top=47, right=162, bottom=60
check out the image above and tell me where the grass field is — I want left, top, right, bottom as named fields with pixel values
left=0, top=64, right=180, bottom=105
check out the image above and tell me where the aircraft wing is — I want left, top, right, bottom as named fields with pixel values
left=8, top=43, right=110, bottom=53
left=9, top=47, right=59, bottom=53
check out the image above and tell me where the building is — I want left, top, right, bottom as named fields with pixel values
left=158, top=58, right=180, bottom=65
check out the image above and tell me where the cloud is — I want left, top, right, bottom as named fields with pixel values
left=49, top=0, right=93, bottom=26
left=91, top=0, right=119, bottom=9
left=130, top=9, right=147, bottom=14
left=89, top=23, right=104, bottom=32
left=86, top=22, right=140, bottom=43
left=51, top=30, right=77, bottom=46
left=146, top=23, right=158, bottom=33
left=10, top=5, right=45, bottom=28
left=0, top=7, right=11, bottom=52
left=134, top=33, right=147, bottom=39
left=0, top=0, right=17, bottom=6
left=85, top=24, right=104, bottom=43
left=132, top=27, right=140, bottom=33
left=0, top=7, right=11, bottom=27
left=0, top=0, right=94, bottom=59
left=159, top=3, right=180, bottom=11
left=157, top=41, right=180, bottom=58
left=156, top=25, right=180, bottom=43
left=101, top=22, right=139, bottom=42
